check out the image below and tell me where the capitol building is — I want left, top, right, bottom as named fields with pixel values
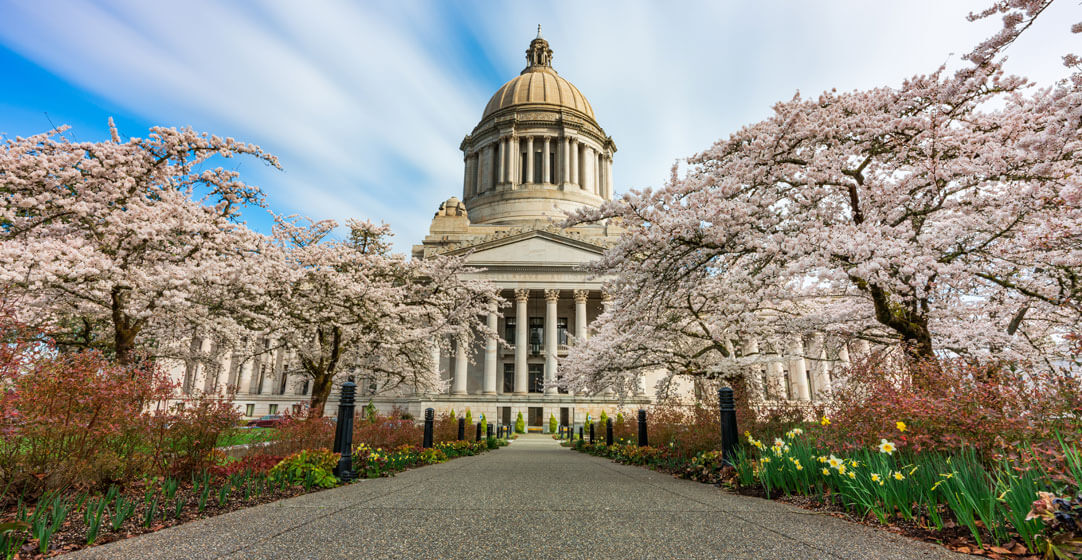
left=174, top=30, right=852, bottom=430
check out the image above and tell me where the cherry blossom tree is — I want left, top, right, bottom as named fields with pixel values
left=563, top=0, right=1081, bottom=395
left=0, top=121, right=279, bottom=365
left=236, top=216, right=499, bottom=417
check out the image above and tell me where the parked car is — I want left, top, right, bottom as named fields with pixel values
left=245, top=414, right=285, bottom=428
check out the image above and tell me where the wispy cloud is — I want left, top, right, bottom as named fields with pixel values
left=0, top=0, right=1076, bottom=249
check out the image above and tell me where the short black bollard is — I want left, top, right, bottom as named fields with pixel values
left=589, top=422, right=595, bottom=444
left=637, top=409, right=648, bottom=447
left=457, top=417, right=465, bottom=441
left=422, top=407, right=434, bottom=449
left=476, top=422, right=482, bottom=442
left=332, top=376, right=357, bottom=482
left=578, top=426, right=583, bottom=442
left=719, top=387, right=739, bottom=465
left=606, top=418, right=614, bottom=446
left=487, top=423, right=493, bottom=439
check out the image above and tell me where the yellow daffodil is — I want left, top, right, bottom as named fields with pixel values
left=893, top=471, right=905, bottom=481
left=870, top=473, right=882, bottom=483
left=796, top=464, right=804, bottom=471
left=762, top=457, right=771, bottom=464
left=847, top=471, right=856, bottom=479
left=821, top=468, right=830, bottom=476
left=828, top=455, right=844, bottom=469
left=896, top=421, right=907, bottom=432
left=791, top=428, right=803, bottom=436
left=820, top=416, right=831, bottom=426
left=878, top=439, right=896, bottom=455
left=837, top=464, right=848, bottom=475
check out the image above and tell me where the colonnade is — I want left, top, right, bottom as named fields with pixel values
left=446, top=288, right=597, bottom=397
left=741, top=335, right=871, bottom=402
left=463, top=134, right=613, bottom=199
left=181, top=336, right=309, bottom=398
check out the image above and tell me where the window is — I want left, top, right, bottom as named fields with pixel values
left=503, top=363, right=515, bottom=393
left=268, top=404, right=279, bottom=414
left=256, top=365, right=266, bottom=394
left=528, top=364, right=544, bottom=393
left=245, top=403, right=255, bottom=417
left=549, top=152, right=556, bottom=183
left=534, top=151, right=543, bottom=183
left=520, top=153, right=528, bottom=183
left=528, top=317, right=543, bottom=355
left=504, top=317, right=516, bottom=344
left=491, top=145, right=499, bottom=188
left=301, top=379, right=310, bottom=395
left=557, top=317, right=568, bottom=345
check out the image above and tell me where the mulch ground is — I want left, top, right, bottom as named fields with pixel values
left=3, top=480, right=322, bottom=558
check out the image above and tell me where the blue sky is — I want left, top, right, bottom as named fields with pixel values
left=0, top=0, right=1076, bottom=251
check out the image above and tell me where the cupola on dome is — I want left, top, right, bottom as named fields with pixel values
left=481, top=27, right=595, bottom=121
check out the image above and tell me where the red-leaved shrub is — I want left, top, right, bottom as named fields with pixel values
left=208, top=453, right=283, bottom=478
left=353, top=412, right=424, bottom=449
left=821, top=355, right=1082, bottom=458
left=0, top=312, right=241, bottom=499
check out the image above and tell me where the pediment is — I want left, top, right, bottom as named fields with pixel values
left=449, top=230, right=605, bottom=267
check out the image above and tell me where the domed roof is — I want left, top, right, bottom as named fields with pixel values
left=481, top=29, right=595, bottom=120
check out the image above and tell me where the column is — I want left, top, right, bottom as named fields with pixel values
left=570, top=139, right=579, bottom=186
left=766, top=358, right=786, bottom=400
left=453, top=337, right=467, bottom=395
left=544, top=289, right=559, bottom=395
left=237, top=357, right=254, bottom=394
left=542, top=137, right=551, bottom=184
left=741, top=338, right=764, bottom=401
left=601, top=292, right=616, bottom=396
left=573, top=290, right=588, bottom=342
left=469, top=154, right=479, bottom=196
left=809, top=333, right=831, bottom=400
left=510, top=136, right=519, bottom=188
left=429, top=339, right=441, bottom=395
left=525, top=137, right=534, bottom=184
left=787, top=335, right=811, bottom=401
left=856, top=339, right=871, bottom=356
left=562, top=137, right=571, bottom=185
left=588, top=145, right=597, bottom=194
left=462, top=154, right=470, bottom=198
left=514, top=289, right=528, bottom=395
left=605, top=156, right=613, bottom=199
left=483, top=305, right=497, bottom=394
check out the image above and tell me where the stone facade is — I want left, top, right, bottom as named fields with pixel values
left=168, top=29, right=856, bottom=429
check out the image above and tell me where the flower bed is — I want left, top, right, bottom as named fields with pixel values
left=569, top=426, right=1082, bottom=558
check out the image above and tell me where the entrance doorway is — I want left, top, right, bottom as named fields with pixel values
left=560, top=407, right=569, bottom=427
left=528, top=406, right=543, bottom=429
left=499, top=406, right=511, bottom=426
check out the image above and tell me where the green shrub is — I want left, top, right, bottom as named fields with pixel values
left=515, top=412, right=525, bottom=434
left=465, top=409, right=472, bottom=427
left=269, top=449, right=339, bottom=489
left=549, top=414, right=557, bottom=434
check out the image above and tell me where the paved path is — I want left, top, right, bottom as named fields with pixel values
left=68, top=435, right=967, bottom=559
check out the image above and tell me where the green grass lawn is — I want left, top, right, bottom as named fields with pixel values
left=216, top=427, right=280, bottom=448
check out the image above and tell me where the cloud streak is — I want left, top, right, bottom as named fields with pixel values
left=0, top=0, right=1076, bottom=250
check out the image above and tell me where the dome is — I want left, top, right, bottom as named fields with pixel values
left=482, top=68, right=595, bottom=120
left=481, top=30, right=595, bottom=120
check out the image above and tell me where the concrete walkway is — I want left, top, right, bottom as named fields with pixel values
left=68, top=435, right=968, bottom=559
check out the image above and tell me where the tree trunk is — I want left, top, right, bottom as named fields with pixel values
left=308, top=374, right=334, bottom=418
left=110, top=285, right=138, bottom=366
